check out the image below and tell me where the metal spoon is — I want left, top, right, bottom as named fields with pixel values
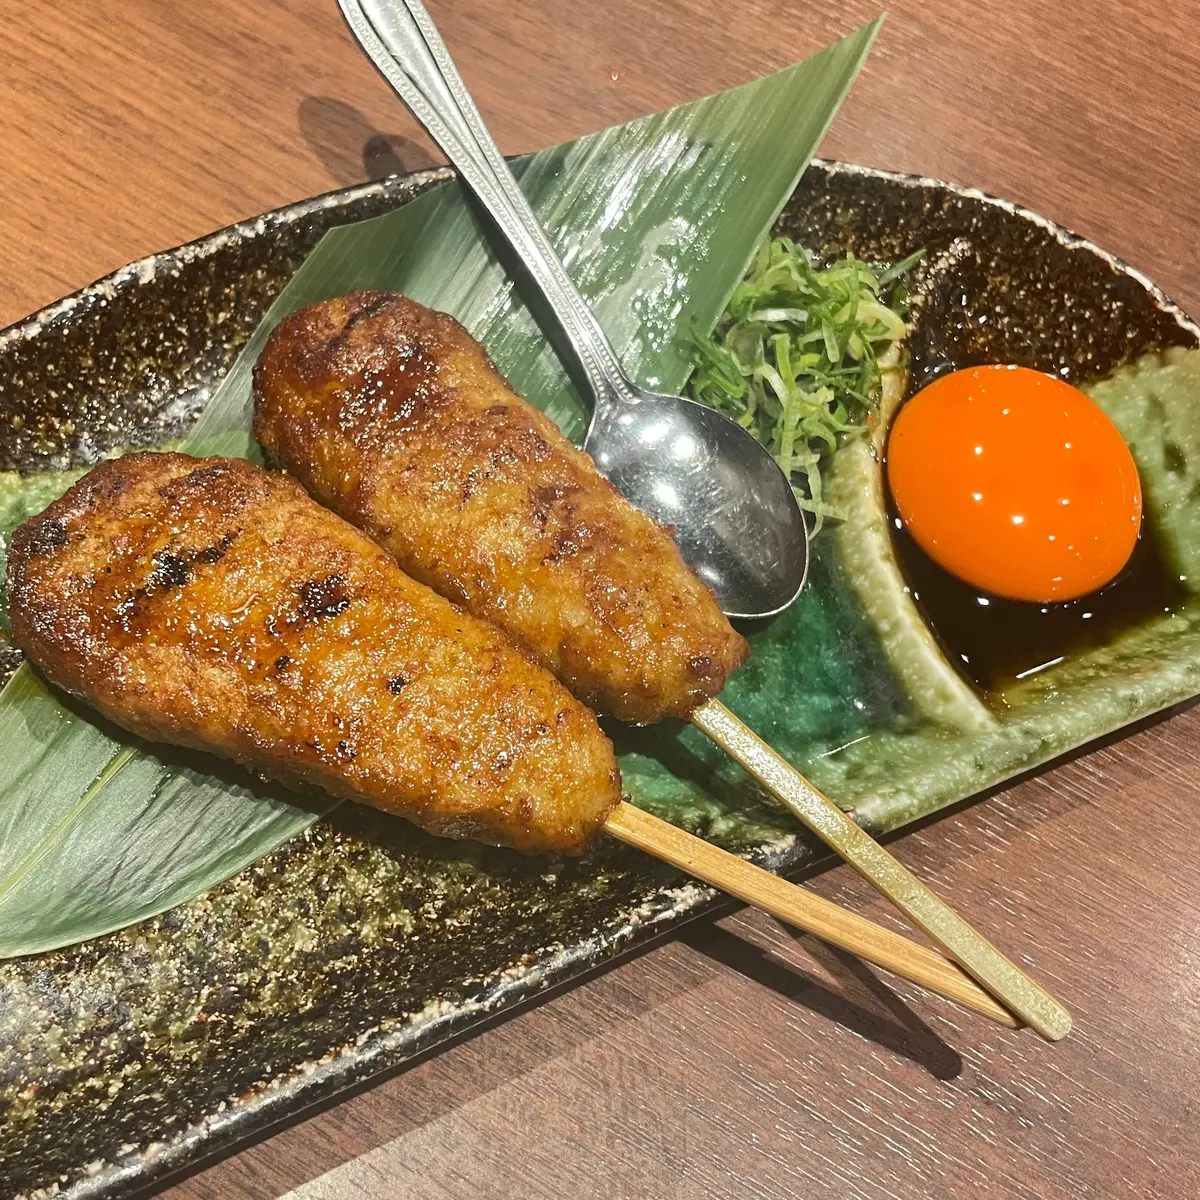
left=337, top=0, right=808, bottom=619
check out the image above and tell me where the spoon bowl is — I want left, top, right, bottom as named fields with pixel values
left=585, top=389, right=807, bottom=619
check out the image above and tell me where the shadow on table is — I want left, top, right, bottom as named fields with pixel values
left=298, top=95, right=443, bottom=186
left=681, top=921, right=965, bottom=1081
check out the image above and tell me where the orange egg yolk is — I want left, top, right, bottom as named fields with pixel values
left=886, top=365, right=1143, bottom=604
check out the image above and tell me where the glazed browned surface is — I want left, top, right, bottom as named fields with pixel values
left=6, top=2, right=1200, bottom=1199
left=8, top=452, right=619, bottom=854
left=254, top=292, right=747, bottom=724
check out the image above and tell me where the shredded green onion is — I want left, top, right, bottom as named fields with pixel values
left=688, top=237, right=921, bottom=530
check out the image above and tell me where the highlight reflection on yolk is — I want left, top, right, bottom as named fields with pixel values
left=886, top=365, right=1143, bottom=604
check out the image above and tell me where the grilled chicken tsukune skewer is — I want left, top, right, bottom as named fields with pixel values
left=251, top=291, right=1071, bottom=1040
left=4, top=451, right=1022, bottom=1027
left=252, top=291, right=748, bottom=726
left=7, top=452, right=620, bottom=855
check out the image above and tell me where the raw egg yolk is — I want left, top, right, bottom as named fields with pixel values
left=886, top=365, right=1143, bottom=603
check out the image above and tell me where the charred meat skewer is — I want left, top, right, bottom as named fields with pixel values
left=251, top=292, right=1074, bottom=1039
left=7, top=452, right=620, bottom=856
left=253, top=291, right=748, bottom=726
left=5, top=452, right=1045, bottom=1031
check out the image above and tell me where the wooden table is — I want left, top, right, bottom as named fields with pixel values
left=3, top=2, right=1198, bottom=1197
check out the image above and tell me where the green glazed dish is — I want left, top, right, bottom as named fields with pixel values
left=0, top=160, right=1196, bottom=1199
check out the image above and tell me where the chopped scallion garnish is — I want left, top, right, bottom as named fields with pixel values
left=688, top=236, right=920, bottom=529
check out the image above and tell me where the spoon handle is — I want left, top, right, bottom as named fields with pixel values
left=339, top=0, right=634, bottom=407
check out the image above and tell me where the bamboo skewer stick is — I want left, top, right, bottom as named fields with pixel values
left=689, top=699, right=1071, bottom=1041
left=604, top=801, right=1018, bottom=1029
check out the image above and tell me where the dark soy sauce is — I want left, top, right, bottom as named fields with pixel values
left=887, top=507, right=1187, bottom=695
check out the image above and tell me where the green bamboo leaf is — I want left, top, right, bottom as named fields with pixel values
left=0, top=18, right=882, bottom=958
left=0, top=671, right=335, bottom=957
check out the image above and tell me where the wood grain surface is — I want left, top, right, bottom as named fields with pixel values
left=2, top=1, right=1198, bottom=1197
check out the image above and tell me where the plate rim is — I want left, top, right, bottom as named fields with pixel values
left=3, top=157, right=1195, bottom=358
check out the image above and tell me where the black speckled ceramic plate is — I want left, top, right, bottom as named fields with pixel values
left=1, top=162, right=1197, bottom=1200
